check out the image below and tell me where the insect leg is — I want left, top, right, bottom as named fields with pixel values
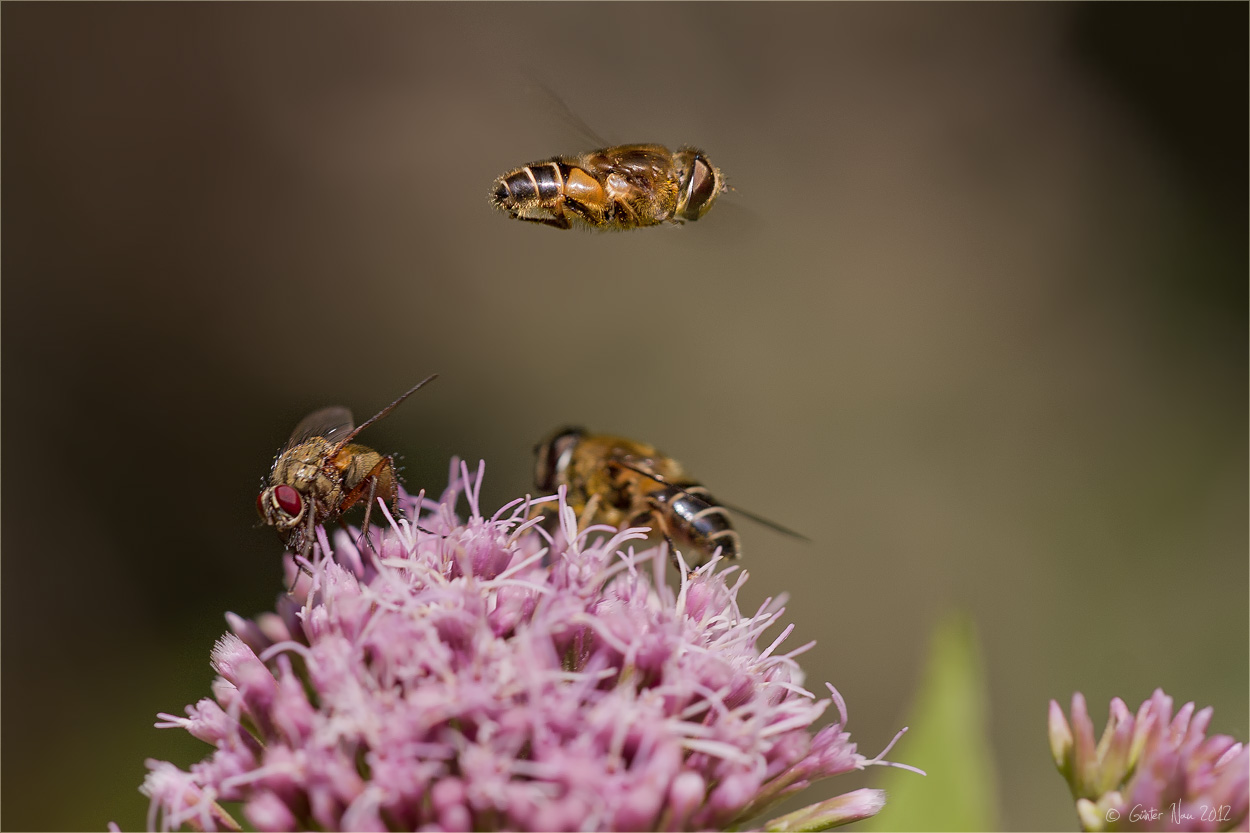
left=357, top=475, right=381, bottom=555
left=640, top=508, right=684, bottom=569
left=513, top=213, right=572, bottom=230
left=563, top=196, right=604, bottom=227
left=333, top=374, right=438, bottom=449
left=338, top=455, right=406, bottom=556
left=612, top=198, right=641, bottom=227
left=286, top=509, right=318, bottom=593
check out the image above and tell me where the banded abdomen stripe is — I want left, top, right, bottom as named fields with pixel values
left=654, top=484, right=742, bottom=561
left=498, top=162, right=565, bottom=204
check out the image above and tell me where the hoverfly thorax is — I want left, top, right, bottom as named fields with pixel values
left=674, top=148, right=725, bottom=222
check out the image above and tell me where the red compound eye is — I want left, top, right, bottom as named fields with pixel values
left=274, top=485, right=303, bottom=517
left=256, top=492, right=267, bottom=518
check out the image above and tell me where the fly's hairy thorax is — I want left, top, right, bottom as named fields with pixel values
left=272, top=438, right=344, bottom=509
left=582, top=145, right=681, bottom=225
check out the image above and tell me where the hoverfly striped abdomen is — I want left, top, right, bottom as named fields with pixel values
left=503, top=162, right=562, bottom=202
left=532, top=427, right=767, bottom=568
left=649, top=484, right=742, bottom=562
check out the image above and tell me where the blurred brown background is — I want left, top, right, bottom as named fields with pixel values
left=3, top=4, right=1245, bottom=830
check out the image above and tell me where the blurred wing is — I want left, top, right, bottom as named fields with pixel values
left=284, top=406, right=355, bottom=450
left=523, top=79, right=611, bottom=150
left=674, top=198, right=765, bottom=243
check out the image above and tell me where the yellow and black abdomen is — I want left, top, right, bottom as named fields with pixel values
left=493, top=161, right=562, bottom=206
left=491, top=159, right=608, bottom=230
left=649, top=483, right=742, bottom=564
left=491, top=144, right=692, bottom=231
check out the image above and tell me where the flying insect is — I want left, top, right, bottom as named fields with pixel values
left=491, top=144, right=725, bottom=231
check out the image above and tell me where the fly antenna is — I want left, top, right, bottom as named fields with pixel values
left=523, top=78, right=611, bottom=149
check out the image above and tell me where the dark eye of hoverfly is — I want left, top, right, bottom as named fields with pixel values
left=535, top=426, right=586, bottom=492
left=534, top=439, right=560, bottom=493
left=256, top=492, right=267, bottom=518
left=680, top=156, right=718, bottom=221
left=274, top=485, right=303, bottom=517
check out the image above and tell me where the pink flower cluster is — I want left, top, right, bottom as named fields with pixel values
left=143, top=461, right=912, bottom=832
left=1050, top=689, right=1248, bottom=832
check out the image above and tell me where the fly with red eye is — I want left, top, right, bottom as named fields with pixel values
left=256, top=375, right=438, bottom=575
left=257, top=484, right=303, bottom=521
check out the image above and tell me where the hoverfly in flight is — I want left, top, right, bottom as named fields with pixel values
left=491, top=144, right=725, bottom=231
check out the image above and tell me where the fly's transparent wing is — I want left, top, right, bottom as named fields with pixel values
left=616, top=460, right=810, bottom=541
left=284, top=406, right=355, bottom=450
left=523, top=79, right=612, bottom=150
left=715, top=499, right=811, bottom=542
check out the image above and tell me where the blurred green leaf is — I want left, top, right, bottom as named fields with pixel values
left=863, top=612, right=999, bottom=831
